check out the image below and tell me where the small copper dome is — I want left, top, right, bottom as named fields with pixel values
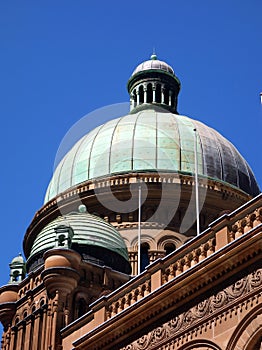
left=27, top=211, right=131, bottom=274
left=132, top=54, right=175, bottom=76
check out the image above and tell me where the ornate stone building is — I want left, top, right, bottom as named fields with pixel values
left=0, top=55, right=261, bottom=350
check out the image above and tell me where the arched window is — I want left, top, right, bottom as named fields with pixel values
left=155, top=84, right=161, bottom=103
left=164, top=243, right=176, bottom=256
left=170, top=92, right=175, bottom=107
left=180, top=340, right=221, bottom=349
left=140, top=243, right=150, bottom=271
left=12, top=270, right=19, bottom=282
left=147, top=83, right=153, bottom=103
left=76, top=297, right=88, bottom=319
left=164, top=89, right=169, bottom=105
left=138, top=85, right=144, bottom=104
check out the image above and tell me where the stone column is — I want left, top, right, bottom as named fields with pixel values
left=32, top=312, right=40, bottom=350
left=161, top=85, right=165, bottom=104
left=15, top=323, right=23, bottom=350
left=143, top=85, right=147, bottom=103
left=130, top=96, right=133, bottom=111
left=152, top=84, right=156, bottom=102
left=9, top=328, right=16, bottom=350
left=169, top=91, right=172, bottom=106
left=40, top=306, right=47, bottom=350
left=137, top=87, right=140, bottom=105
left=51, top=297, right=58, bottom=350
left=1, top=328, right=10, bottom=350
left=24, top=316, right=32, bottom=350
left=45, top=303, right=53, bottom=350
left=41, top=249, right=81, bottom=350
left=134, top=90, right=137, bottom=108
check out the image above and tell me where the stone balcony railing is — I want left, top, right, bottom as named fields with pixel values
left=61, top=193, right=262, bottom=344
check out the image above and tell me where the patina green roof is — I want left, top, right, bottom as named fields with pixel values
left=45, top=109, right=260, bottom=203
left=28, top=212, right=130, bottom=271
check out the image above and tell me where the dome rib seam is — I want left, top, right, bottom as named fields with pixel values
left=109, top=116, right=123, bottom=174
left=70, top=134, right=90, bottom=190
left=131, top=111, right=140, bottom=170
left=56, top=156, right=69, bottom=197
left=88, top=123, right=106, bottom=179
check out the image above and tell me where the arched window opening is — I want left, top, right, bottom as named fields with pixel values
left=76, top=298, right=88, bottom=319
left=164, top=243, right=176, bottom=256
left=147, top=83, right=153, bottom=103
left=140, top=243, right=150, bottom=271
left=181, top=341, right=222, bottom=349
left=164, top=89, right=169, bottom=105
left=12, top=270, right=19, bottom=282
left=155, top=84, right=161, bottom=103
left=170, top=93, right=174, bottom=107
left=138, top=85, right=144, bottom=104
left=200, top=214, right=206, bottom=228
left=248, top=336, right=262, bottom=350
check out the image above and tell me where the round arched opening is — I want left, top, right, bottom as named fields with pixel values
left=141, top=243, right=150, bottom=271
left=164, top=243, right=176, bottom=256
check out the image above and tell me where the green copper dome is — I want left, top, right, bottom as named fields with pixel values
left=27, top=211, right=131, bottom=274
left=45, top=109, right=260, bottom=203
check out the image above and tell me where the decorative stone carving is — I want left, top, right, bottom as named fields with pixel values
left=120, top=269, right=262, bottom=350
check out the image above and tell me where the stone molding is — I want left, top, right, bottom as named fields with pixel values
left=120, top=269, right=262, bottom=350
left=24, top=172, right=251, bottom=257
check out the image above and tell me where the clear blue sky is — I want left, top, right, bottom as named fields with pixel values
left=0, top=1, right=261, bottom=300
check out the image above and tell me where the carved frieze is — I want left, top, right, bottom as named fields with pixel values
left=120, top=269, right=262, bottom=350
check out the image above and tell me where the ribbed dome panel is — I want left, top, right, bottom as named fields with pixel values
left=45, top=110, right=260, bottom=203
left=27, top=212, right=131, bottom=274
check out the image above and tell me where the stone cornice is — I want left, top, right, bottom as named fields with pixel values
left=23, top=172, right=251, bottom=258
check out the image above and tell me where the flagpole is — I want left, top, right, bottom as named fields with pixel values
left=138, top=185, right=141, bottom=274
left=194, top=128, right=200, bottom=236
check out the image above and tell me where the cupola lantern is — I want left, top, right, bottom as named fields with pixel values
left=127, top=54, right=181, bottom=113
